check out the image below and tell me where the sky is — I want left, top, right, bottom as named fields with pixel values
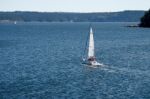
left=0, top=0, right=150, bottom=12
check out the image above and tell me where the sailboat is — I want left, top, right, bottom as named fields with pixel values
left=82, top=27, right=102, bottom=66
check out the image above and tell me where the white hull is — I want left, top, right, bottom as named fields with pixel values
left=89, top=60, right=103, bottom=66
left=82, top=59, right=103, bottom=66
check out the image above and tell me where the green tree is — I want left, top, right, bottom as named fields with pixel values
left=139, top=9, right=150, bottom=27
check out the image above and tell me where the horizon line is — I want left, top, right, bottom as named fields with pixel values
left=0, top=9, right=147, bottom=13
left=0, top=10, right=146, bottom=13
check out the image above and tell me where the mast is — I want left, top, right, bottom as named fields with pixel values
left=88, top=27, right=95, bottom=58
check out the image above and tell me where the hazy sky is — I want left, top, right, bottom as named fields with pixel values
left=0, top=0, right=150, bottom=12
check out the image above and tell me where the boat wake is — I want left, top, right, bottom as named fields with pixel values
left=95, top=64, right=150, bottom=77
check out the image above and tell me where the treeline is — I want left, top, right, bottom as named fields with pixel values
left=139, top=9, right=150, bottom=27
left=0, top=10, right=145, bottom=22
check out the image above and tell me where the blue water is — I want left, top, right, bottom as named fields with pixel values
left=0, top=22, right=150, bottom=99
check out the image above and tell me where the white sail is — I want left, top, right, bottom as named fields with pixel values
left=88, top=27, right=94, bottom=58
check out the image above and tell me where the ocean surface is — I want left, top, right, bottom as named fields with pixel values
left=0, top=22, right=150, bottom=99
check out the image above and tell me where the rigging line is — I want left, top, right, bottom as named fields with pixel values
left=81, top=24, right=92, bottom=60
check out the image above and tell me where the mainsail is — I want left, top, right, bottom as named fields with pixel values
left=88, top=27, right=94, bottom=58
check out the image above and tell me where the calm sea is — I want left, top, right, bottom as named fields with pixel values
left=0, top=22, right=150, bottom=99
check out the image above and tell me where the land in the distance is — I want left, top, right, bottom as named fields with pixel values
left=0, top=10, right=145, bottom=22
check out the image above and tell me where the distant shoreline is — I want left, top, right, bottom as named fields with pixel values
left=0, top=10, right=145, bottom=22
left=0, top=21, right=142, bottom=23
